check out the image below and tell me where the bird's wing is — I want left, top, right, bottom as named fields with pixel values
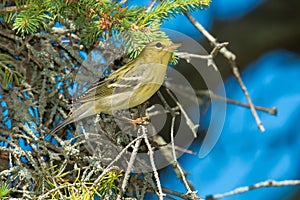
left=73, top=61, right=136, bottom=104
left=73, top=76, right=115, bottom=104
left=110, top=63, right=154, bottom=89
left=73, top=63, right=159, bottom=104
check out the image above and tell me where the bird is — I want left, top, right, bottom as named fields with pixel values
left=48, top=39, right=180, bottom=136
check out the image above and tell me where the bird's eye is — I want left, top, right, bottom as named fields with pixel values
left=155, top=42, right=163, bottom=48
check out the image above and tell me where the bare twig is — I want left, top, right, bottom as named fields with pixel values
left=209, top=180, right=300, bottom=199
left=165, top=82, right=277, bottom=115
left=177, top=42, right=228, bottom=71
left=169, top=116, right=194, bottom=193
left=183, top=12, right=235, bottom=61
left=184, top=11, right=266, bottom=132
left=117, top=137, right=142, bottom=200
left=162, top=187, right=203, bottom=200
left=166, top=88, right=199, bottom=138
left=142, top=126, right=165, bottom=200
left=157, top=91, right=179, bottom=117
left=177, top=52, right=211, bottom=60
left=0, top=5, right=28, bottom=12
left=170, top=117, right=177, bottom=160
left=93, top=135, right=144, bottom=186
left=196, top=90, right=277, bottom=115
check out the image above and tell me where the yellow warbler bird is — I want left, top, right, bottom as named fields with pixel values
left=48, top=40, right=180, bottom=135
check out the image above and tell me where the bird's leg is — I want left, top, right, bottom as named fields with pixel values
left=130, top=102, right=151, bottom=124
left=130, top=116, right=150, bottom=125
left=116, top=115, right=150, bottom=126
left=112, top=102, right=151, bottom=126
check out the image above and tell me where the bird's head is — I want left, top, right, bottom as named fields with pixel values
left=139, top=40, right=181, bottom=64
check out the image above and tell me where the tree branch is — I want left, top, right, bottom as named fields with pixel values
left=184, top=11, right=267, bottom=132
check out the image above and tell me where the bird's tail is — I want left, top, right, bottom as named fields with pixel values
left=47, top=116, right=75, bottom=137
left=48, top=102, right=96, bottom=136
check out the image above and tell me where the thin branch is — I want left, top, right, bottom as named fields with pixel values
left=170, top=116, right=177, bottom=160
left=93, top=135, right=144, bottom=186
left=166, top=88, right=199, bottom=138
left=231, top=67, right=265, bottom=131
left=173, top=162, right=195, bottom=195
left=162, top=187, right=203, bottom=200
left=183, top=12, right=235, bottom=61
left=169, top=116, right=194, bottom=193
left=184, top=11, right=266, bottom=132
left=164, top=82, right=277, bottom=115
left=197, top=90, right=277, bottom=115
left=142, top=126, right=164, bottom=200
left=177, top=42, right=229, bottom=71
left=157, top=91, right=179, bottom=117
left=209, top=180, right=300, bottom=200
left=0, top=5, right=28, bottom=12
left=117, top=137, right=142, bottom=200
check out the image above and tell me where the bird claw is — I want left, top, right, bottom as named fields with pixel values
left=119, top=116, right=150, bottom=126
left=131, top=116, right=150, bottom=125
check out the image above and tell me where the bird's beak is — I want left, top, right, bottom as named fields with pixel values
left=166, top=43, right=181, bottom=51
